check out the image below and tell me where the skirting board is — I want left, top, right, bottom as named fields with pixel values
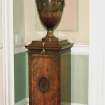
left=15, top=98, right=87, bottom=105
left=71, top=103, right=87, bottom=105
left=15, top=98, right=27, bottom=105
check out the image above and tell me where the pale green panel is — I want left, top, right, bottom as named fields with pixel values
left=14, top=52, right=27, bottom=103
left=26, top=52, right=29, bottom=97
left=71, top=55, right=88, bottom=104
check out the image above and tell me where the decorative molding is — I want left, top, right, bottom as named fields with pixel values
left=0, top=43, right=3, bottom=49
left=71, top=43, right=89, bottom=55
left=2, top=0, right=14, bottom=105
left=15, top=45, right=27, bottom=54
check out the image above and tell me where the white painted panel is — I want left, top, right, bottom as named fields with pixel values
left=0, top=0, right=3, bottom=104
left=2, top=0, right=14, bottom=104
left=89, top=0, right=105, bottom=105
left=0, top=50, right=3, bottom=105
left=0, top=0, right=2, bottom=44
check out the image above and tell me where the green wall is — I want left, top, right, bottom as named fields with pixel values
left=14, top=52, right=88, bottom=104
left=14, top=52, right=27, bottom=102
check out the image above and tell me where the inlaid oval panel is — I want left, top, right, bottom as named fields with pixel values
left=38, top=77, right=50, bottom=92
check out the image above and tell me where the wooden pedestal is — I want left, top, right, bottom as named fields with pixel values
left=26, top=40, right=73, bottom=105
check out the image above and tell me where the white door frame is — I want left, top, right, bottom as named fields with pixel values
left=1, top=0, right=14, bottom=105
left=1, top=0, right=105, bottom=105
left=88, top=0, right=105, bottom=105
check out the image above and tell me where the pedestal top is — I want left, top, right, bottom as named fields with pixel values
left=25, top=40, right=73, bottom=54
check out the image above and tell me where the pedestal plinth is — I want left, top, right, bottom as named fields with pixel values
left=26, top=40, right=73, bottom=105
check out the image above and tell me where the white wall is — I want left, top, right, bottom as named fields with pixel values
left=0, top=0, right=2, bottom=44
left=0, top=0, right=3, bottom=104
left=0, top=50, right=3, bottom=105
left=0, top=0, right=3, bottom=97
left=23, top=0, right=36, bottom=44
left=89, top=0, right=105, bottom=104
left=14, top=0, right=25, bottom=46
